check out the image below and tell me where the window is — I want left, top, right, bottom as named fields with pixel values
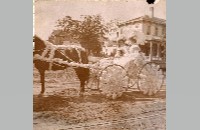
left=116, top=32, right=119, bottom=37
left=135, top=23, right=139, bottom=28
left=155, top=27, right=158, bottom=36
left=120, top=28, right=123, bottom=34
left=152, top=43, right=157, bottom=56
left=147, top=25, right=151, bottom=35
left=162, top=27, right=166, bottom=35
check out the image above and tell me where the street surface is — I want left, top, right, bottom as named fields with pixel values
left=33, top=69, right=166, bottom=130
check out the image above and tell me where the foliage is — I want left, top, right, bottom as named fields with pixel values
left=48, top=15, right=108, bottom=56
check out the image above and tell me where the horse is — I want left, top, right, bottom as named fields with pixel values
left=33, top=35, right=90, bottom=95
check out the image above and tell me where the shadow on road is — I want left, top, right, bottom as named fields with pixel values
left=33, top=91, right=165, bottom=112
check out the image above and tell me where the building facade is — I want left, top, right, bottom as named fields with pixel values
left=104, top=8, right=166, bottom=61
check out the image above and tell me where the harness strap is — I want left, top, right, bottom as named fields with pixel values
left=41, top=46, right=50, bottom=58
left=48, top=48, right=56, bottom=70
left=37, top=41, right=85, bottom=70
left=75, top=48, right=82, bottom=63
left=39, top=42, right=56, bottom=71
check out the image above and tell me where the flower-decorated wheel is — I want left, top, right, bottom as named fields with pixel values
left=99, top=64, right=129, bottom=99
left=124, top=60, right=139, bottom=87
left=137, top=62, right=165, bottom=96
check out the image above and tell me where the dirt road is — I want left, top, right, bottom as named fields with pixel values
left=33, top=69, right=166, bottom=130
left=33, top=90, right=165, bottom=130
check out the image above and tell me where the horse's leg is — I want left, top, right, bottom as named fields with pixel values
left=80, top=80, right=85, bottom=95
left=39, top=69, right=45, bottom=94
left=75, top=68, right=90, bottom=96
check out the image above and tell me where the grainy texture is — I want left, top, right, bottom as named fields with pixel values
left=33, top=68, right=166, bottom=130
left=33, top=0, right=166, bottom=129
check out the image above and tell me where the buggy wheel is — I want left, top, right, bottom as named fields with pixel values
left=86, top=68, right=100, bottom=90
left=137, top=62, right=165, bottom=96
left=124, top=60, right=139, bottom=88
left=99, top=64, right=129, bottom=99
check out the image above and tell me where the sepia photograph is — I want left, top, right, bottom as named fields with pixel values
left=33, top=0, right=166, bottom=129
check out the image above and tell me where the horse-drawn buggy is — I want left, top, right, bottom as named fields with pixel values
left=33, top=35, right=166, bottom=99
left=87, top=44, right=166, bottom=99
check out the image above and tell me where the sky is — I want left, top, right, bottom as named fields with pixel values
left=34, top=0, right=166, bottom=40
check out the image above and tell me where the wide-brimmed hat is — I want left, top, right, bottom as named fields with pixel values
left=130, top=45, right=141, bottom=53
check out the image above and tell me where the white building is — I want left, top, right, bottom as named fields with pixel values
left=103, top=7, right=166, bottom=61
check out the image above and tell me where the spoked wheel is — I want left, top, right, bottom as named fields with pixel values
left=86, top=68, right=101, bottom=90
left=124, top=60, right=139, bottom=88
left=99, top=64, right=129, bottom=99
left=137, top=62, right=165, bottom=96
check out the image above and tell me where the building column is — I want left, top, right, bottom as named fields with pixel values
left=149, top=41, right=153, bottom=61
left=157, top=43, right=160, bottom=60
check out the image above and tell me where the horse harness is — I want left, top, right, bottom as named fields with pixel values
left=37, top=41, right=84, bottom=70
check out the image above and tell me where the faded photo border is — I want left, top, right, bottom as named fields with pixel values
left=0, top=0, right=33, bottom=129
left=167, top=0, right=200, bottom=129
left=0, top=0, right=200, bottom=130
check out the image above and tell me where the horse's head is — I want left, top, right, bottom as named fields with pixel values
left=33, top=35, right=47, bottom=56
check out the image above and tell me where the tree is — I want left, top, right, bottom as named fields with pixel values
left=49, top=15, right=108, bottom=56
